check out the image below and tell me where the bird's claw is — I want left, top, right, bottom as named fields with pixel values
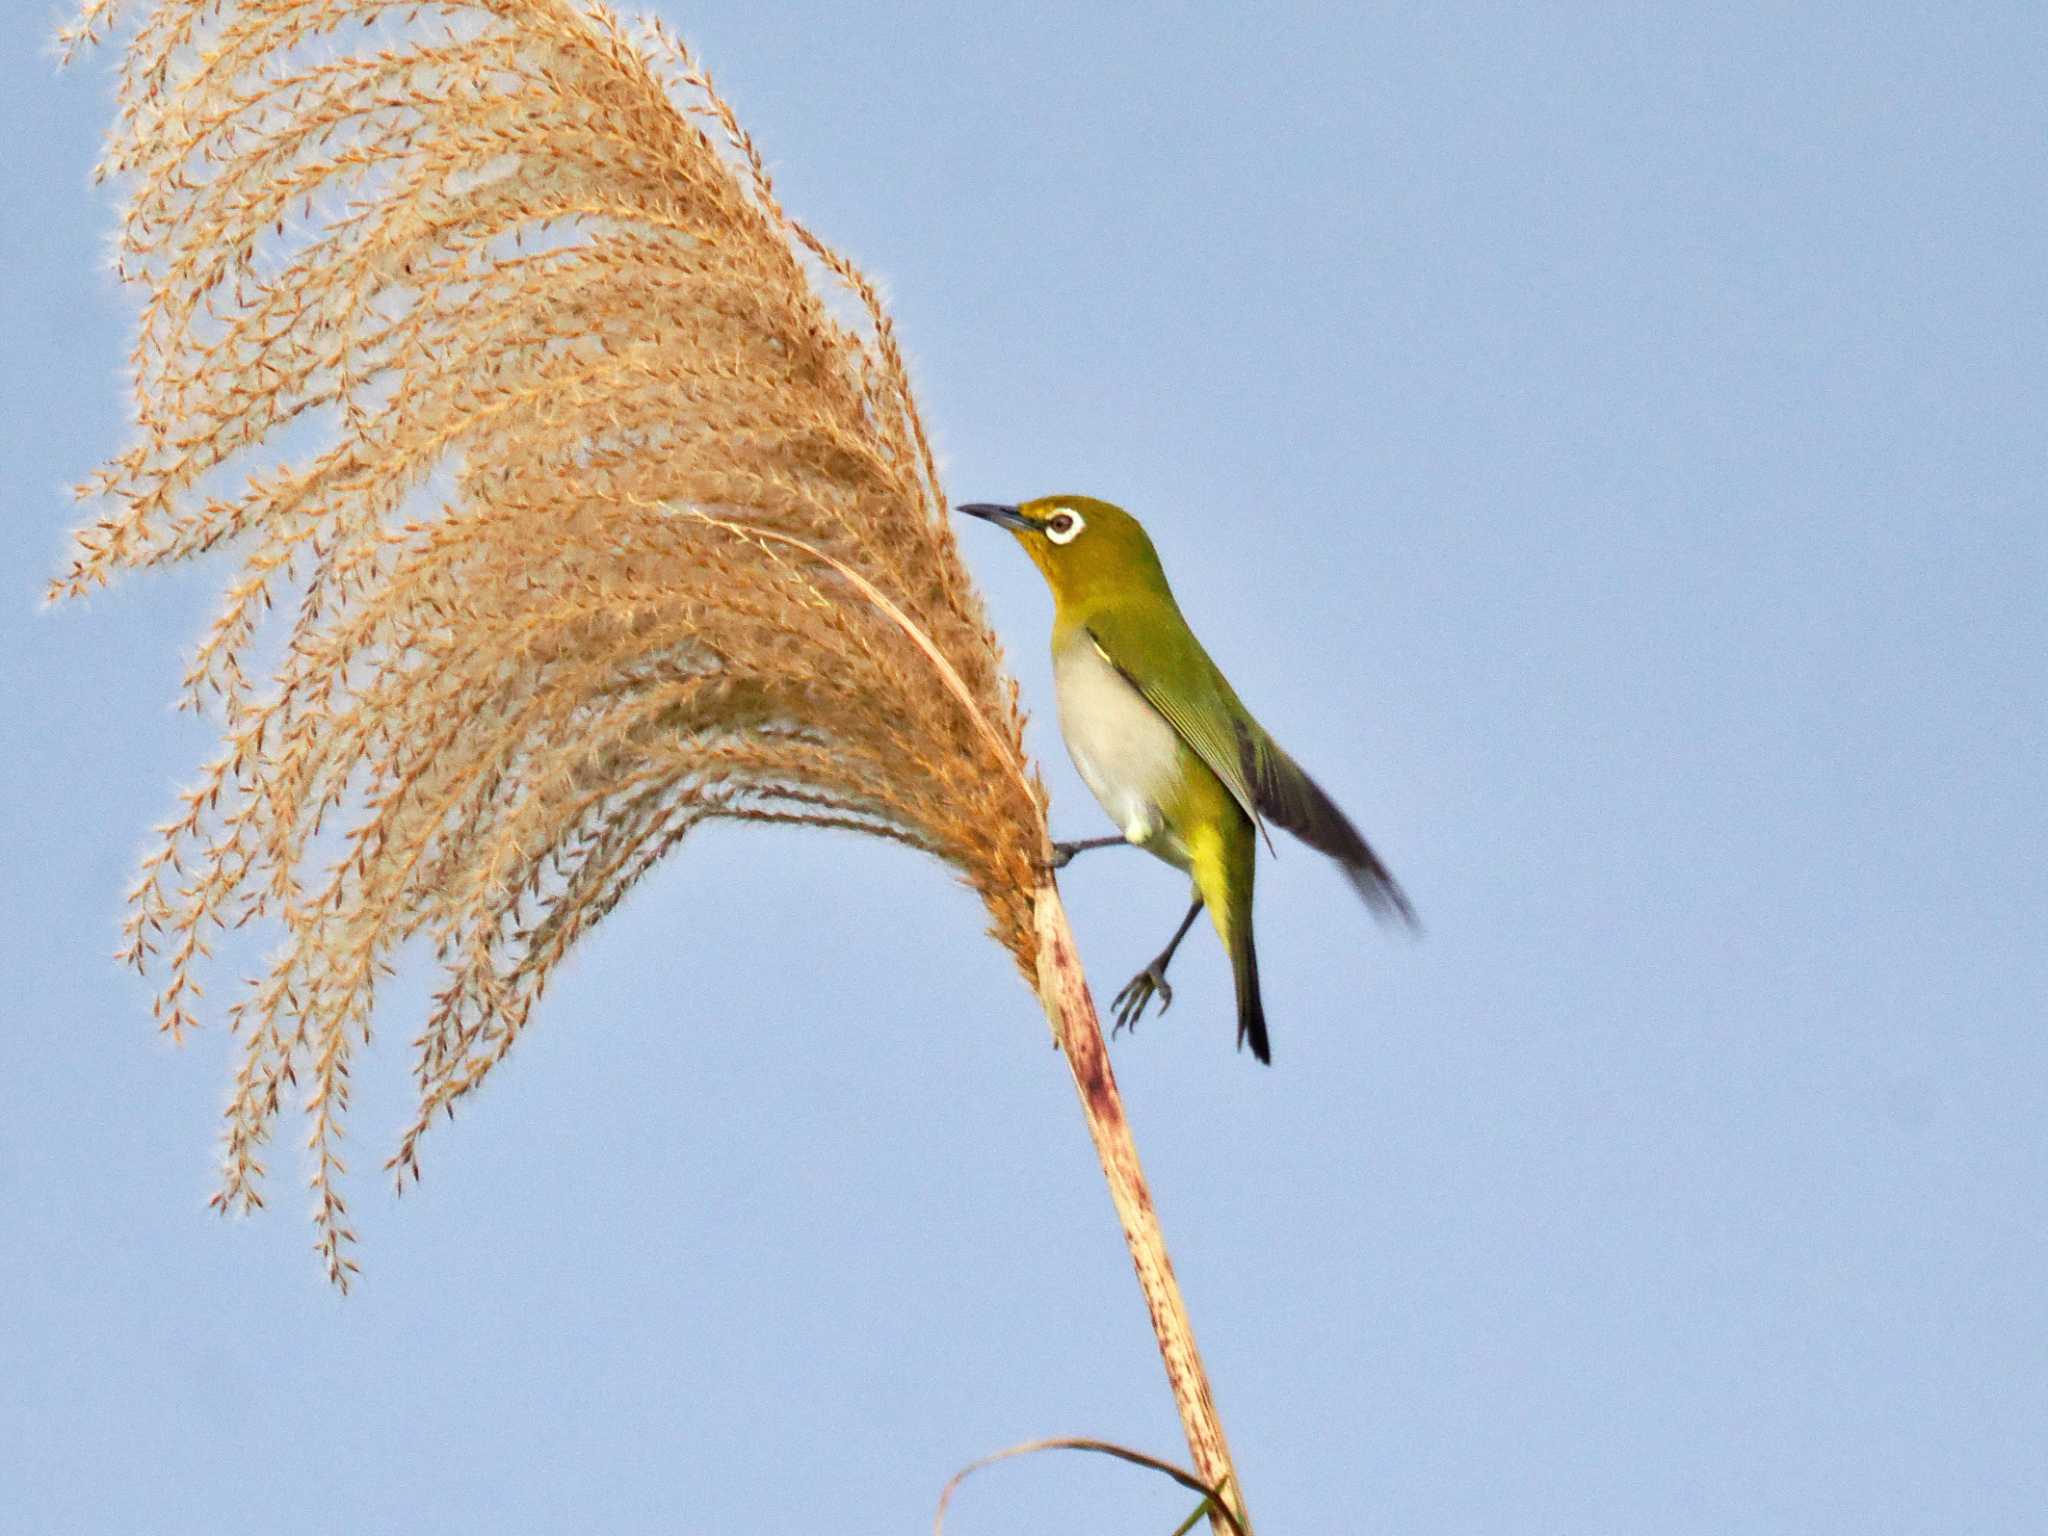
left=1049, top=836, right=1128, bottom=872
left=1110, top=963, right=1173, bottom=1037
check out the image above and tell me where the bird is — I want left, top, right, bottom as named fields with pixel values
left=958, top=495, right=1415, bottom=1063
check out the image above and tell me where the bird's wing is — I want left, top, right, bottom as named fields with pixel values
left=1083, top=605, right=1268, bottom=842
left=1086, top=605, right=1417, bottom=928
left=1236, top=725, right=1417, bottom=927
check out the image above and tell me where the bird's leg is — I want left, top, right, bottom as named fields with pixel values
left=1112, top=897, right=1204, bottom=1037
left=1049, top=834, right=1131, bottom=869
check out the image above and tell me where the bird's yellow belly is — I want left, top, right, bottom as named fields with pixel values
left=1053, top=634, right=1192, bottom=869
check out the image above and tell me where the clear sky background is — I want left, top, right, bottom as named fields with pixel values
left=5, top=3, right=2044, bottom=1532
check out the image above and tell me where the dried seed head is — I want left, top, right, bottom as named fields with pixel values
left=62, top=0, right=1047, bottom=1287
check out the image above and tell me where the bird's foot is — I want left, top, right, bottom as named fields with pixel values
left=1049, top=835, right=1128, bottom=870
left=1110, top=962, right=1174, bottom=1037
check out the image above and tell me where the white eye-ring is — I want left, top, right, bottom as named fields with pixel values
left=1044, top=508, right=1085, bottom=544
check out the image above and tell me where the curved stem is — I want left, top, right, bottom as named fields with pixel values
left=1031, top=881, right=1251, bottom=1535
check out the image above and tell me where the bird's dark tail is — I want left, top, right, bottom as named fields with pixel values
left=1234, top=921, right=1269, bottom=1065
left=1192, top=815, right=1270, bottom=1064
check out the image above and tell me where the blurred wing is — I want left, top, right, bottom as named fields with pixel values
left=1239, top=727, right=1417, bottom=927
left=1087, top=607, right=1416, bottom=928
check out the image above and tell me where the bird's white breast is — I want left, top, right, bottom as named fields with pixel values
left=1054, top=634, right=1189, bottom=866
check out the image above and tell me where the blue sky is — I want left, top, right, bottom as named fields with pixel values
left=5, top=3, right=2044, bottom=1531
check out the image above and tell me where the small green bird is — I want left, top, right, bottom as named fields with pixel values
left=959, top=495, right=1415, bottom=1063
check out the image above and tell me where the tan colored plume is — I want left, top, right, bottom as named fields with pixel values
left=62, top=5, right=1251, bottom=1526
left=57, top=0, right=1045, bottom=1286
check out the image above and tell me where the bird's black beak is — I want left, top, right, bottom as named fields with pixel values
left=955, top=502, right=1038, bottom=534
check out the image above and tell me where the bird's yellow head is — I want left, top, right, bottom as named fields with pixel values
left=955, top=495, right=1170, bottom=609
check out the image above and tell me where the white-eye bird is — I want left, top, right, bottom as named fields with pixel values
left=959, top=495, right=1415, bottom=1062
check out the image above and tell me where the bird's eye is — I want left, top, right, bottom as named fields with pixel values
left=1044, top=510, right=1084, bottom=545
